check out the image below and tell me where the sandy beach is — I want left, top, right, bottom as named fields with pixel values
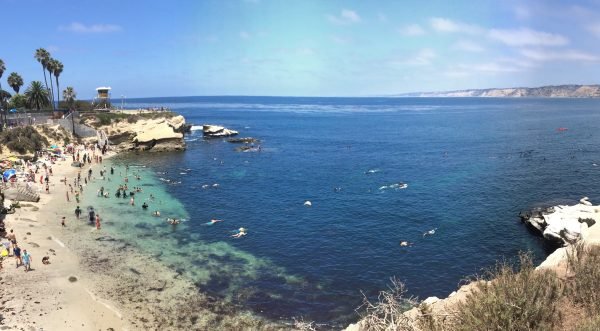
left=0, top=150, right=281, bottom=330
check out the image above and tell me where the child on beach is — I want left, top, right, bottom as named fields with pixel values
left=22, top=250, right=31, bottom=272
left=95, top=214, right=101, bottom=230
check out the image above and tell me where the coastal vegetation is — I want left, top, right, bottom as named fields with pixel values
left=0, top=125, right=48, bottom=154
left=357, top=249, right=600, bottom=331
left=24, top=81, right=50, bottom=110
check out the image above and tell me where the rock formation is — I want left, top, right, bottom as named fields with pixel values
left=202, top=125, right=239, bottom=138
left=85, top=115, right=187, bottom=152
left=519, top=197, right=600, bottom=245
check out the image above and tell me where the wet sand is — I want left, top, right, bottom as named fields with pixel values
left=0, top=152, right=284, bottom=330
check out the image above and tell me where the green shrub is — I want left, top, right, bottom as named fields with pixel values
left=452, top=252, right=562, bottom=331
left=0, top=126, right=49, bottom=154
left=567, top=245, right=600, bottom=315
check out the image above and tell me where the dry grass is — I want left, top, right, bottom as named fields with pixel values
left=357, top=277, right=417, bottom=331
left=452, top=253, right=563, bottom=331
left=566, top=244, right=600, bottom=315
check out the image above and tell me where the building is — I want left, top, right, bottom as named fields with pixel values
left=94, top=86, right=112, bottom=109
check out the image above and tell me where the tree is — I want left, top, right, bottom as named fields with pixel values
left=24, top=81, right=50, bottom=110
left=52, top=59, right=63, bottom=109
left=7, top=72, right=24, bottom=94
left=0, top=58, right=5, bottom=128
left=62, top=86, right=76, bottom=109
left=8, top=94, right=26, bottom=109
left=46, top=58, right=57, bottom=110
left=34, top=48, right=51, bottom=106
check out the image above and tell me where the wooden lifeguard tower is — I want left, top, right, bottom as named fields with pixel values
left=94, top=86, right=112, bottom=110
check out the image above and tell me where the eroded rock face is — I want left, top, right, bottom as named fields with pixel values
left=521, top=199, right=600, bottom=246
left=202, top=125, right=239, bottom=138
left=97, top=116, right=187, bottom=152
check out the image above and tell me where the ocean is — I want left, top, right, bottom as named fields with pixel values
left=82, top=97, right=600, bottom=327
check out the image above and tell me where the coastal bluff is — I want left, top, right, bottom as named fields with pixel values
left=345, top=197, right=600, bottom=331
left=398, top=84, right=600, bottom=98
left=82, top=113, right=187, bottom=152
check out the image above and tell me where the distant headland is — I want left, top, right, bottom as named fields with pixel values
left=396, top=84, right=600, bottom=98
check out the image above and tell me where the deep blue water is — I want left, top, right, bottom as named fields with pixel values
left=113, top=97, right=600, bottom=326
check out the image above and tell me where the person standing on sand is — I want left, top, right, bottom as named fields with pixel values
left=6, top=230, right=16, bottom=256
left=22, top=250, right=31, bottom=272
left=75, top=191, right=80, bottom=203
left=66, top=190, right=70, bottom=202
left=45, top=182, right=49, bottom=194
left=95, top=214, right=101, bottom=230
left=13, top=244, right=22, bottom=267
left=75, top=206, right=81, bottom=219
left=61, top=216, right=66, bottom=227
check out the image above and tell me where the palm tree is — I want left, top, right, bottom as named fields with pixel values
left=63, top=86, right=77, bottom=134
left=62, top=86, right=76, bottom=109
left=0, top=58, right=5, bottom=128
left=25, top=81, right=50, bottom=110
left=46, top=58, right=57, bottom=110
left=34, top=48, right=50, bottom=90
left=52, top=59, right=63, bottom=108
left=7, top=72, right=24, bottom=94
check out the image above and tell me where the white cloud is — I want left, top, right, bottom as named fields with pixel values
left=240, top=31, right=251, bottom=39
left=521, top=49, right=600, bottom=62
left=429, top=17, right=482, bottom=34
left=488, top=28, right=568, bottom=46
left=331, top=35, right=351, bottom=44
left=453, top=40, right=484, bottom=52
left=514, top=6, right=530, bottom=20
left=390, top=48, right=436, bottom=67
left=398, top=24, right=425, bottom=36
left=59, top=22, right=121, bottom=33
left=328, top=9, right=361, bottom=25
left=587, top=23, right=600, bottom=38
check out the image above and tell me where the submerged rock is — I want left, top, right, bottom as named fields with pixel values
left=227, top=137, right=259, bottom=144
left=202, top=125, right=239, bottom=138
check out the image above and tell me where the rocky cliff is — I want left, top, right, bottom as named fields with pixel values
left=83, top=114, right=187, bottom=152
left=398, top=84, right=600, bottom=98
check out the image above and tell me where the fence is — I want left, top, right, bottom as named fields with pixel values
left=56, top=112, right=98, bottom=138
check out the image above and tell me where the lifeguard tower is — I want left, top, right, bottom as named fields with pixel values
left=94, top=86, right=112, bottom=110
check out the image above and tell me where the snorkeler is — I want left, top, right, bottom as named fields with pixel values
left=231, top=227, right=247, bottom=238
left=204, top=219, right=224, bottom=225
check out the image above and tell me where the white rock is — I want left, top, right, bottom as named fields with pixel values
left=422, top=296, right=440, bottom=305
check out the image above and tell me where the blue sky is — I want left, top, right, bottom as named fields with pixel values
left=2, top=0, right=600, bottom=98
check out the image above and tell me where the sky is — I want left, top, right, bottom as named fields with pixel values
left=2, top=0, right=600, bottom=98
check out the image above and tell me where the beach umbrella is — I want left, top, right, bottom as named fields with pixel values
left=50, top=144, right=59, bottom=149
left=9, top=108, right=17, bottom=113
left=3, top=169, right=16, bottom=181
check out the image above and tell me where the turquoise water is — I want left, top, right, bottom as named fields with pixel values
left=84, top=97, right=600, bottom=327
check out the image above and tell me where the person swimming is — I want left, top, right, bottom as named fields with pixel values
left=152, top=210, right=161, bottom=217
left=142, top=202, right=148, bottom=209
left=400, top=241, right=413, bottom=247
left=166, top=218, right=180, bottom=225
left=423, top=228, right=437, bottom=237
left=204, top=219, right=223, bottom=225
left=231, top=227, right=247, bottom=238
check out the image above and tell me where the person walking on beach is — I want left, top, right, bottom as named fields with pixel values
left=13, top=244, right=22, bottom=268
left=95, top=214, right=101, bottom=230
left=75, top=206, right=82, bottom=219
left=66, top=190, right=70, bottom=202
left=61, top=216, right=66, bottom=227
left=6, top=230, right=16, bottom=256
left=75, top=191, right=80, bottom=203
left=22, top=249, right=31, bottom=272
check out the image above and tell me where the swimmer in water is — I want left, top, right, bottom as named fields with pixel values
left=204, top=219, right=224, bottom=225
left=423, top=228, right=437, bottom=237
left=152, top=210, right=161, bottom=217
left=399, top=241, right=413, bottom=247
left=166, top=218, right=180, bottom=225
left=142, top=202, right=148, bottom=209
left=231, top=227, right=247, bottom=238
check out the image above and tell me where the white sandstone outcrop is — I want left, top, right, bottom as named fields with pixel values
left=202, top=125, right=239, bottom=138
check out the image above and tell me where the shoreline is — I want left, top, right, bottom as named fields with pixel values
left=0, top=149, right=283, bottom=330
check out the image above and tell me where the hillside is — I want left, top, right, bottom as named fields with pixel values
left=398, top=84, right=600, bottom=98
